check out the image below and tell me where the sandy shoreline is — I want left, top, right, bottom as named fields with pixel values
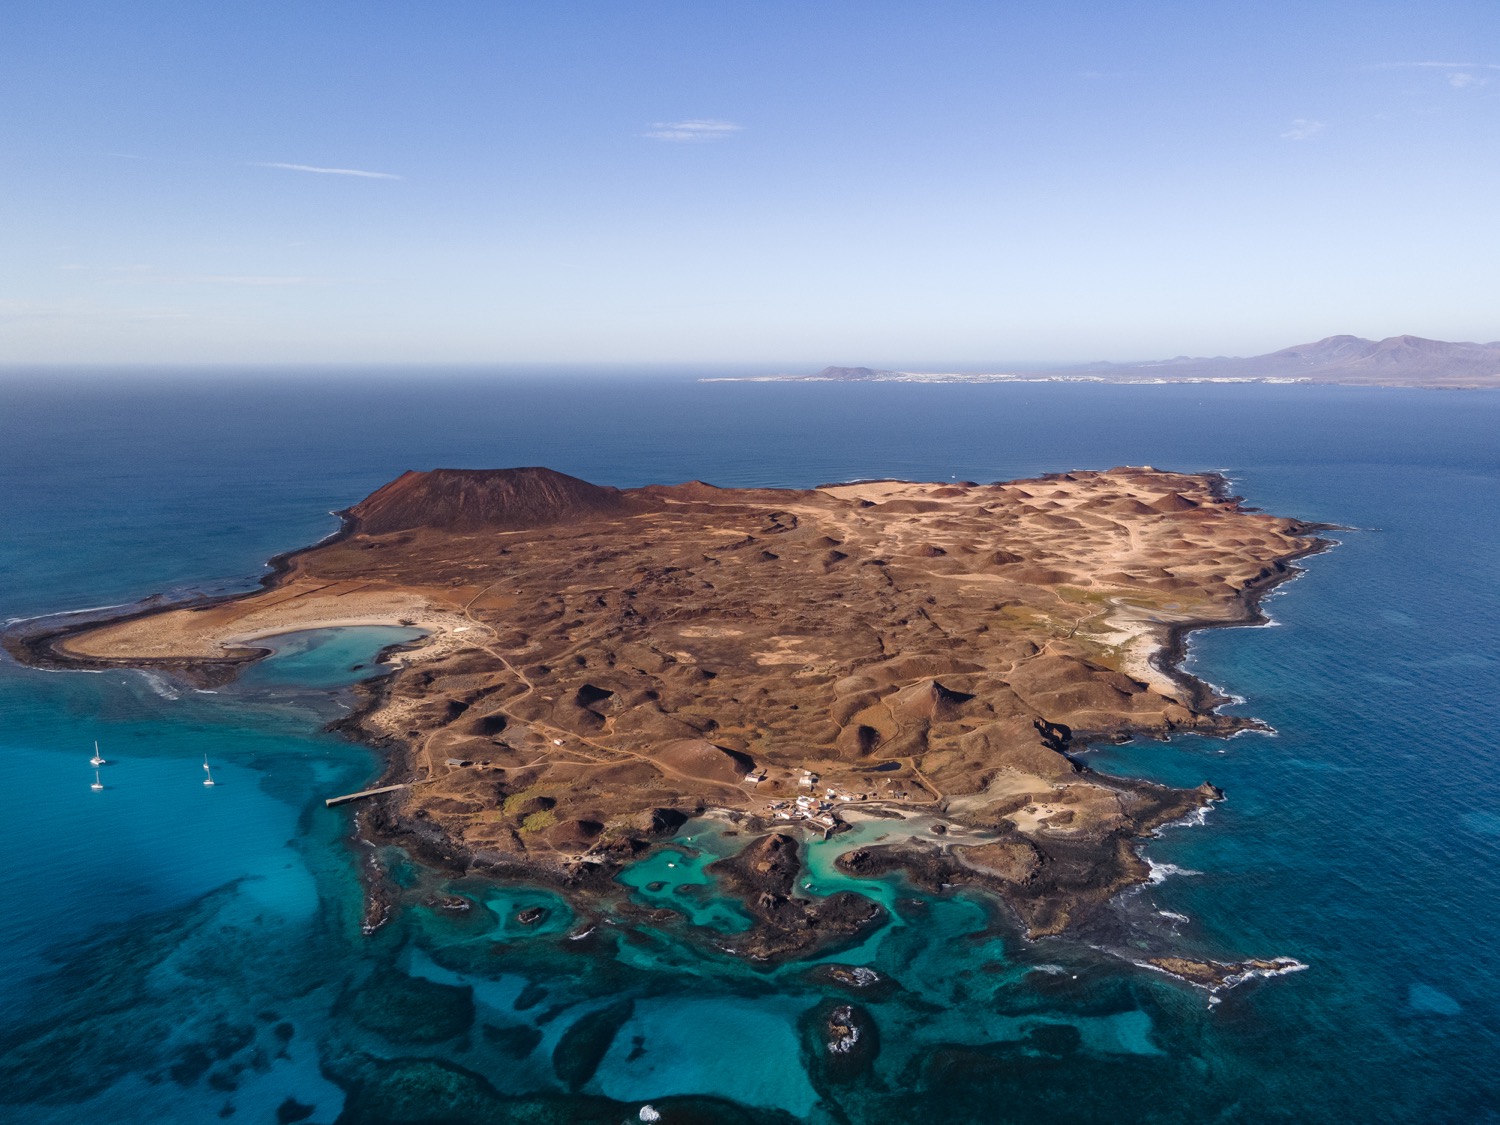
left=55, top=580, right=468, bottom=660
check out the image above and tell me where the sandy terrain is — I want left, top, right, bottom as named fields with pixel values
left=59, top=579, right=472, bottom=661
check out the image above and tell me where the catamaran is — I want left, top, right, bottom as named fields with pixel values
left=90, top=770, right=104, bottom=791
left=90, top=741, right=105, bottom=767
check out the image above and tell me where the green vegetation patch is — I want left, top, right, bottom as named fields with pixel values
left=520, top=810, right=558, bottom=833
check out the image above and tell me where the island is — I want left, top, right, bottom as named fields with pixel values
left=9, top=466, right=1329, bottom=979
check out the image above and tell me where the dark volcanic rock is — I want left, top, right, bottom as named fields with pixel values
left=808, top=963, right=892, bottom=998
left=835, top=779, right=1206, bottom=939
left=801, top=999, right=880, bottom=1085
left=635, top=806, right=690, bottom=836
left=708, top=833, right=886, bottom=959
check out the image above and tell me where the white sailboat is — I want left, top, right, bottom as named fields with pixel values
left=90, top=769, right=104, bottom=791
left=90, top=740, right=105, bottom=767
left=203, top=759, right=216, bottom=787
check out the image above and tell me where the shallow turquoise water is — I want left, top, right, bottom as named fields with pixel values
left=1, top=375, right=1496, bottom=1122
left=617, top=846, right=754, bottom=933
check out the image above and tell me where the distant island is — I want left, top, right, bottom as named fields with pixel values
left=9, top=466, right=1329, bottom=986
left=707, top=334, right=1500, bottom=388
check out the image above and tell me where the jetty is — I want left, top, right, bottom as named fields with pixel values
left=325, top=783, right=411, bottom=808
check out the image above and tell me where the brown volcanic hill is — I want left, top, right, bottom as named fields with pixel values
left=344, top=467, right=648, bottom=534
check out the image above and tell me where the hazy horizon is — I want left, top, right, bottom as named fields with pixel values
left=4, top=1, right=1498, bottom=366
left=4, top=330, right=1498, bottom=381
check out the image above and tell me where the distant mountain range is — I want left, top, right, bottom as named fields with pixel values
left=1051, top=334, right=1500, bottom=386
left=713, top=336, right=1500, bottom=388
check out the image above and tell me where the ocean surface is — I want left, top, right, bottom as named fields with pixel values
left=0, top=373, right=1496, bottom=1123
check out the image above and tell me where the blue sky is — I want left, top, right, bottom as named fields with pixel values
left=2, top=1, right=1497, bottom=366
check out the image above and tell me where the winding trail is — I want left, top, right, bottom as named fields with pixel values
left=401, top=582, right=753, bottom=801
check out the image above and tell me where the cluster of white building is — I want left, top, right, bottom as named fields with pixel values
left=759, top=770, right=872, bottom=831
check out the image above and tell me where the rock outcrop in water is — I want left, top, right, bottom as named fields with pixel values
left=708, top=833, right=886, bottom=959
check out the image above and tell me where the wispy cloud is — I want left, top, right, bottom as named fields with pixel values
left=643, top=119, right=742, bottom=142
left=0, top=298, right=71, bottom=325
left=119, top=273, right=317, bottom=287
left=1374, top=61, right=1498, bottom=87
left=1280, top=118, right=1325, bottom=141
left=57, top=263, right=317, bottom=287
left=58, top=263, right=151, bottom=274
left=254, top=162, right=401, bottom=179
left=0, top=298, right=192, bottom=329
left=1375, top=61, right=1500, bottom=70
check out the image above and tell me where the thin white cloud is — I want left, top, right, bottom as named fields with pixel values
left=643, top=119, right=742, bottom=142
left=130, top=274, right=316, bottom=287
left=85, top=267, right=317, bottom=287
left=1281, top=118, right=1325, bottom=141
left=255, top=162, right=401, bottom=180
left=0, top=298, right=192, bottom=328
left=55, top=263, right=314, bottom=287
left=1373, top=60, right=1498, bottom=88
left=0, top=298, right=66, bottom=324
left=1375, top=61, right=1500, bottom=70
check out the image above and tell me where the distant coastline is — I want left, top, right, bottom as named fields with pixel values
left=703, top=334, right=1500, bottom=389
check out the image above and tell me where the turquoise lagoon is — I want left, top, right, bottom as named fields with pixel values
left=1, top=374, right=1497, bottom=1122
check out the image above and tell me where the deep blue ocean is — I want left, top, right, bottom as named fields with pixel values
left=0, top=374, right=1496, bottom=1124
